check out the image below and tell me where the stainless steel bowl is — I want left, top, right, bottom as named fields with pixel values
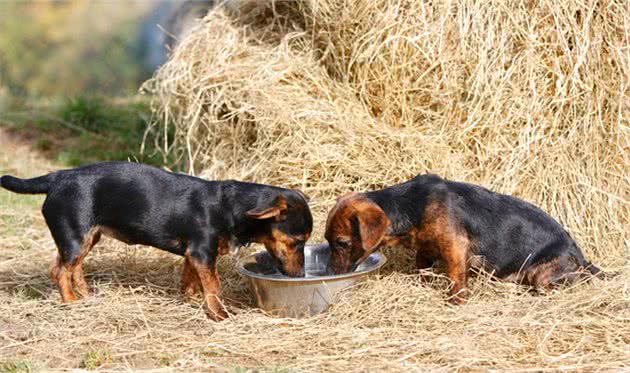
left=238, top=244, right=387, bottom=318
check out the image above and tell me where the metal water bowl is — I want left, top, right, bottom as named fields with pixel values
left=238, top=243, right=387, bottom=318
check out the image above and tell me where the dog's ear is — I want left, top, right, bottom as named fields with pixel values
left=294, top=189, right=310, bottom=203
left=246, top=195, right=288, bottom=221
left=351, top=202, right=388, bottom=253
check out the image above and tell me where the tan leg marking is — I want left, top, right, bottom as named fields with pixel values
left=181, top=256, right=201, bottom=298
left=186, top=253, right=227, bottom=321
left=71, top=227, right=101, bottom=298
left=50, top=254, right=75, bottom=302
left=416, top=201, right=471, bottom=304
left=521, top=256, right=584, bottom=290
left=49, top=255, right=61, bottom=286
left=56, top=262, right=76, bottom=303
left=443, top=235, right=470, bottom=304
left=71, top=265, right=89, bottom=298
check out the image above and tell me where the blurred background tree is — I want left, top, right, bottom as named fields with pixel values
left=0, top=0, right=154, bottom=98
left=0, top=0, right=213, bottom=167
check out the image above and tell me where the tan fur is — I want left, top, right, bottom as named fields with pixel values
left=327, top=195, right=473, bottom=303
left=50, top=226, right=102, bottom=302
left=259, top=229, right=308, bottom=277
left=414, top=201, right=471, bottom=303
left=185, top=251, right=226, bottom=321
left=181, top=256, right=201, bottom=298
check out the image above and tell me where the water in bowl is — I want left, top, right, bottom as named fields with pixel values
left=242, top=249, right=334, bottom=279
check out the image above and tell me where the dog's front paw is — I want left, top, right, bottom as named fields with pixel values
left=182, top=282, right=201, bottom=299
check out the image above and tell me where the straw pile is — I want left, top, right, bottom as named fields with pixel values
left=144, top=0, right=628, bottom=260
left=2, top=0, right=628, bottom=371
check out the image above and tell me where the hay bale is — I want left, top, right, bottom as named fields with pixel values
left=143, top=0, right=629, bottom=264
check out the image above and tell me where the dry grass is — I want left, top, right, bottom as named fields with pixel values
left=1, top=0, right=629, bottom=371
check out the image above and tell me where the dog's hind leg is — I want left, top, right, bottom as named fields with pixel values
left=43, top=199, right=94, bottom=303
left=524, top=256, right=591, bottom=290
left=49, top=250, right=78, bottom=303
left=49, top=255, right=61, bottom=287
left=44, top=222, right=81, bottom=303
left=71, top=227, right=101, bottom=298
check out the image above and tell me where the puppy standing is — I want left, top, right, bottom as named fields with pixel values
left=325, top=174, right=603, bottom=303
left=1, top=162, right=312, bottom=320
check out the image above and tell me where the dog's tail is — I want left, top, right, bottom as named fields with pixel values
left=0, top=174, right=52, bottom=194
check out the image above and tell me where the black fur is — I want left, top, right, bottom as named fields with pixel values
left=366, top=174, right=600, bottom=278
left=1, top=161, right=312, bottom=273
left=1, top=174, right=51, bottom=194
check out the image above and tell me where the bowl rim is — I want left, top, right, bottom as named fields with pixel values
left=236, top=244, right=387, bottom=283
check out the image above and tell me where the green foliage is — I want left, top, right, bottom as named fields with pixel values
left=0, top=1, right=152, bottom=97
left=156, top=353, right=176, bottom=367
left=0, top=360, right=36, bottom=373
left=15, top=286, right=45, bottom=301
left=0, top=96, right=174, bottom=168
left=60, top=97, right=109, bottom=133
left=0, top=1, right=172, bottom=170
left=80, top=349, right=112, bottom=370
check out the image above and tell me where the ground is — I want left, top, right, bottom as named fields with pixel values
left=0, top=127, right=628, bottom=372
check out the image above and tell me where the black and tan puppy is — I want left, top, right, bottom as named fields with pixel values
left=325, top=174, right=602, bottom=303
left=1, top=162, right=312, bottom=320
